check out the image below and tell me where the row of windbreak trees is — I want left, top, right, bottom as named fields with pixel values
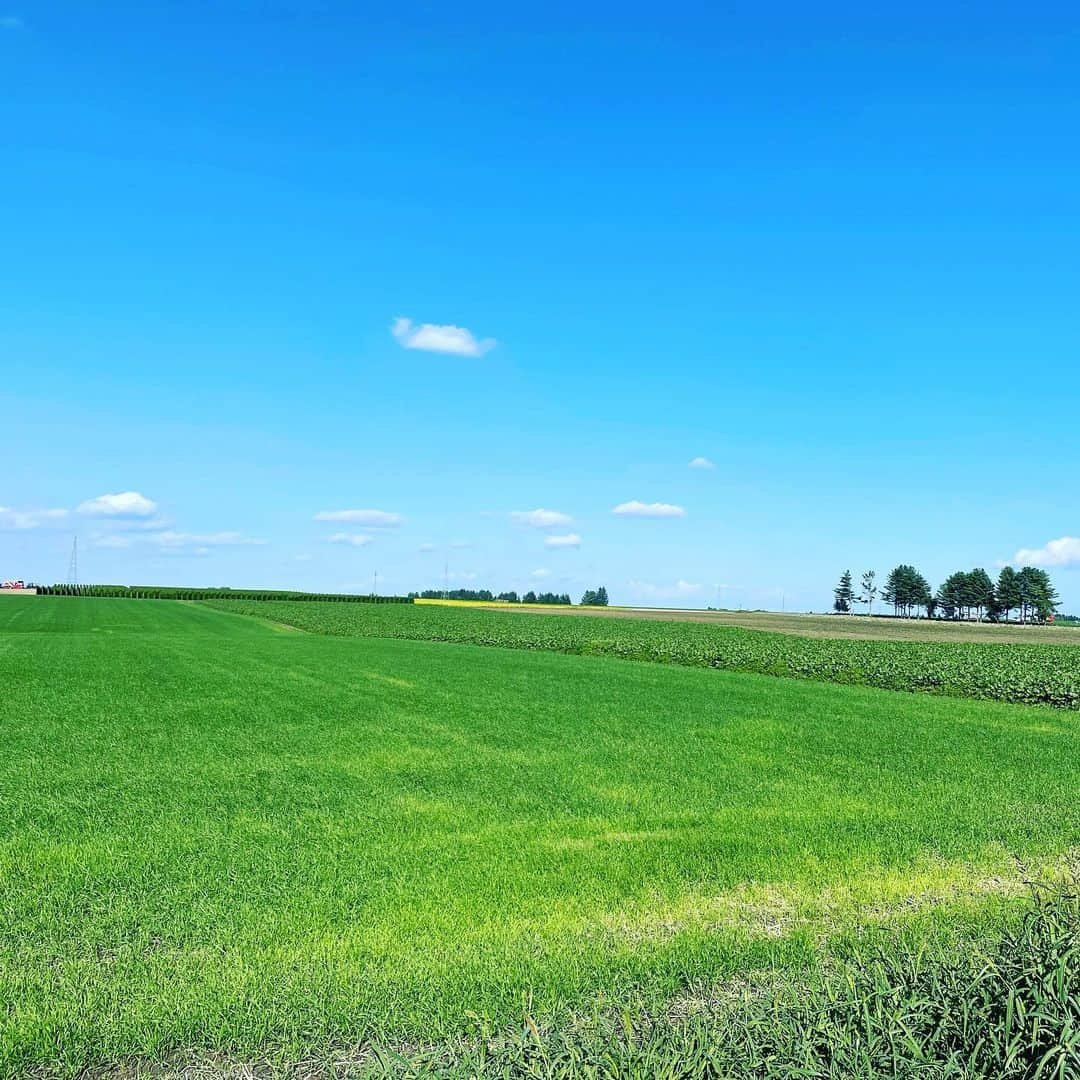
left=834, top=565, right=1059, bottom=622
left=411, top=589, right=574, bottom=604
left=38, top=584, right=412, bottom=603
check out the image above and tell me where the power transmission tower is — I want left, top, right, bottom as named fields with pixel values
left=67, top=536, right=78, bottom=587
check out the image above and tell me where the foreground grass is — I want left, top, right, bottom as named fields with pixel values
left=2, top=598, right=1080, bottom=1076
left=207, top=599, right=1080, bottom=708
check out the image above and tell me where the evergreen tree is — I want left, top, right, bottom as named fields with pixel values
left=1017, top=566, right=1059, bottom=622
left=996, top=566, right=1021, bottom=622
left=833, top=570, right=855, bottom=613
left=966, top=568, right=995, bottom=621
left=936, top=571, right=968, bottom=619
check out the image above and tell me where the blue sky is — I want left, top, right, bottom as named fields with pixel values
left=3, top=2, right=1079, bottom=609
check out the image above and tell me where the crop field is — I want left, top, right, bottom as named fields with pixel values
left=428, top=601, right=1080, bottom=645
left=1, top=595, right=1079, bottom=1077
left=209, top=598, right=1080, bottom=709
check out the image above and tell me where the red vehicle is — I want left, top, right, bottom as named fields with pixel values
left=1, top=579, right=28, bottom=590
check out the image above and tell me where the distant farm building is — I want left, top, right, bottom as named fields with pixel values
left=0, top=580, right=37, bottom=595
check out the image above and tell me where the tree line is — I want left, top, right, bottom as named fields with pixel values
left=833, top=565, right=1059, bottom=622
left=37, top=584, right=411, bottom=603
left=411, top=586, right=609, bottom=606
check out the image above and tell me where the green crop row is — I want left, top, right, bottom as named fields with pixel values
left=37, top=584, right=410, bottom=602
left=205, top=599, right=1080, bottom=708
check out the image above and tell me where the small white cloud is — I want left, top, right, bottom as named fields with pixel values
left=689, top=456, right=715, bottom=469
left=0, top=506, right=68, bottom=530
left=545, top=533, right=581, bottom=548
left=531, top=567, right=552, bottom=578
left=612, top=500, right=686, bottom=519
left=1012, top=536, right=1080, bottom=569
left=392, top=316, right=496, bottom=357
left=448, top=570, right=477, bottom=581
left=78, top=491, right=158, bottom=518
left=314, top=509, right=402, bottom=527
left=152, top=530, right=267, bottom=548
left=510, top=508, right=573, bottom=529
left=418, top=543, right=436, bottom=552
left=328, top=532, right=373, bottom=547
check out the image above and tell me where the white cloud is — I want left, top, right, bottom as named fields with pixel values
left=391, top=316, right=496, bottom=357
left=531, top=567, right=552, bottom=578
left=328, top=532, right=373, bottom=547
left=1012, top=536, right=1080, bottom=569
left=448, top=570, right=477, bottom=581
left=628, top=579, right=704, bottom=600
left=314, top=509, right=402, bottom=527
left=0, top=506, right=68, bottom=530
left=418, top=543, right=436, bottom=552
left=510, top=508, right=573, bottom=529
left=612, top=500, right=686, bottom=519
left=689, top=456, right=715, bottom=469
left=90, top=534, right=133, bottom=549
left=152, top=530, right=267, bottom=548
left=545, top=533, right=581, bottom=548
left=78, top=491, right=158, bottom=518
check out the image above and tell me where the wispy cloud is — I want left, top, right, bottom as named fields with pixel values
left=531, top=567, right=552, bottom=578
left=78, top=491, right=158, bottom=519
left=89, top=533, right=133, bottom=549
left=418, top=543, right=436, bottom=552
left=545, top=533, right=581, bottom=548
left=0, top=15, right=24, bottom=29
left=612, top=500, right=686, bottom=519
left=628, top=579, right=704, bottom=600
left=391, top=316, right=496, bottom=357
left=328, top=532, right=373, bottom=547
left=314, top=509, right=402, bottom=527
left=509, top=508, right=573, bottom=529
left=0, top=506, right=68, bottom=530
left=688, top=456, right=715, bottom=469
left=152, top=530, right=266, bottom=549
left=1012, top=536, right=1080, bottom=569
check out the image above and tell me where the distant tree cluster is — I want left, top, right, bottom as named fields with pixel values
left=579, top=586, right=609, bottom=607
left=833, top=565, right=1059, bottom=622
left=411, top=588, right=572, bottom=604
left=524, top=591, right=573, bottom=605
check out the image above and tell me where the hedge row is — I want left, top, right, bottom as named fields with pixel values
left=36, top=584, right=411, bottom=603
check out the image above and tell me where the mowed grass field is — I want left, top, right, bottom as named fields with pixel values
left=2, top=597, right=1080, bottom=1075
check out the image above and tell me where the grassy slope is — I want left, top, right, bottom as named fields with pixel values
left=206, top=599, right=1080, bottom=708
left=2, top=597, right=1080, bottom=1074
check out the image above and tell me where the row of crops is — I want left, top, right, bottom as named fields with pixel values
left=205, top=599, right=1080, bottom=709
left=38, top=584, right=410, bottom=603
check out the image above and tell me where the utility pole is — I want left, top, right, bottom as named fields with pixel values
left=67, top=536, right=78, bottom=588
left=373, top=570, right=378, bottom=597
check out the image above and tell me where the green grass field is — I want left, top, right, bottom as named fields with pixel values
left=2, top=597, right=1079, bottom=1076
left=207, top=598, right=1080, bottom=708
